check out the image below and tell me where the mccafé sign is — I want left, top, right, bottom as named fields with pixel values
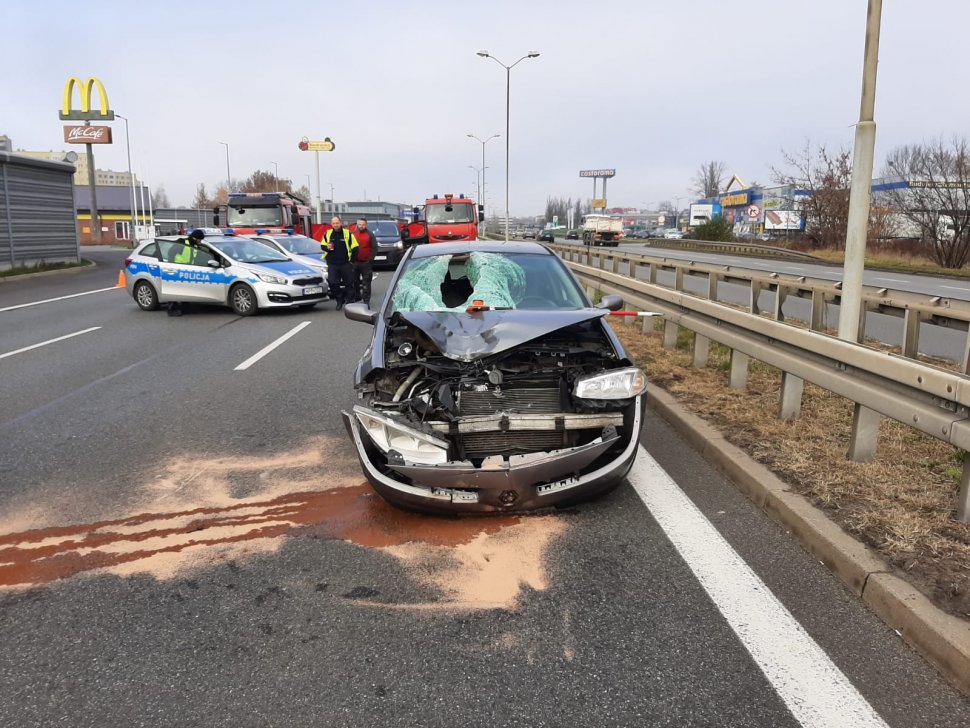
left=59, top=76, right=115, bottom=121
left=64, top=125, right=112, bottom=144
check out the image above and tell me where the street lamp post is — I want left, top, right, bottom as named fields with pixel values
left=218, top=141, right=231, bottom=193
left=271, top=161, right=279, bottom=192
left=467, top=133, right=500, bottom=231
left=467, top=165, right=488, bottom=217
left=477, top=50, right=540, bottom=242
left=116, top=114, right=137, bottom=245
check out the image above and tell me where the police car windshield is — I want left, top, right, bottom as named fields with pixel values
left=210, top=238, right=290, bottom=263
left=271, top=236, right=321, bottom=255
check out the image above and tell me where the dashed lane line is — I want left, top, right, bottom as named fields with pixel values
left=0, top=327, right=101, bottom=361
left=234, top=321, right=312, bottom=371
left=0, top=286, right=122, bottom=313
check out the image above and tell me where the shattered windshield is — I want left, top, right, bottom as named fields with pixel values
left=390, top=252, right=587, bottom=313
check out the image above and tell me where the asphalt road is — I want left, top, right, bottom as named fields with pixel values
left=1, top=247, right=969, bottom=727
left=552, top=239, right=970, bottom=362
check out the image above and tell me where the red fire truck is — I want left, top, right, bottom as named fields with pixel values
left=401, top=193, right=484, bottom=245
left=216, top=192, right=314, bottom=237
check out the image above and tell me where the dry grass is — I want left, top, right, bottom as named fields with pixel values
left=614, top=322, right=970, bottom=619
left=809, top=248, right=970, bottom=279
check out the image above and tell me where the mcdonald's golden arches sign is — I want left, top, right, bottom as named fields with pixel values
left=59, top=76, right=114, bottom=121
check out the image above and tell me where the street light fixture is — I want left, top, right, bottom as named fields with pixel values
left=477, top=50, right=540, bottom=241
left=218, top=141, right=231, bottom=194
left=467, top=133, right=500, bottom=230
left=116, top=114, right=138, bottom=245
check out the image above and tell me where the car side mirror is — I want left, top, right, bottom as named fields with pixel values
left=207, top=258, right=222, bottom=269
left=212, top=207, right=221, bottom=226
left=596, top=294, right=624, bottom=311
left=478, top=204, right=485, bottom=220
left=344, top=301, right=378, bottom=325
left=400, top=227, right=410, bottom=240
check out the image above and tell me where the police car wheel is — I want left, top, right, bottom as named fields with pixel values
left=229, top=284, right=258, bottom=316
left=133, top=281, right=160, bottom=311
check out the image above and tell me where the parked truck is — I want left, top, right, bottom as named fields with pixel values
left=581, top=214, right=624, bottom=247
left=400, top=193, right=484, bottom=245
left=214, top=192, right=314, bottom=237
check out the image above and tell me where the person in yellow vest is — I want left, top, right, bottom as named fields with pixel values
left=322, top=216, right=360, bottom=310
left=168, top=228, right=207, bottom=316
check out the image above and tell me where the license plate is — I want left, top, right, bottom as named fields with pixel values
left=375, top=255, right=387, bottom=261
left=303, top=286, right=323, bottom=295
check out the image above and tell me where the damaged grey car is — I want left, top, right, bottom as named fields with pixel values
left=341, top=241, right=646, bottom=514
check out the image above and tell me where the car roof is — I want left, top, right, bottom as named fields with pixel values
left=409, top=241, right=552, bottom=258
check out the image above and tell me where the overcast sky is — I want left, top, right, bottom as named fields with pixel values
left=4, top=0, right=969, bottom=215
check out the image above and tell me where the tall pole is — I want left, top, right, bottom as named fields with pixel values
left=271, top=161, right=279, bottom=192
left=467, top=133, right=499, bottom=231
left=218, top=141, right=231, bottom=192
left=146, top=173, right=154, bottom=235
left=314, top=151, right=322, bottom=224
left=839, top=0, right=883, bottom=343
left=117, top=114, right=137, bottom=245
left=477, top=51, right=540, bottom=242
left=85, top=121, right=101, bottom=244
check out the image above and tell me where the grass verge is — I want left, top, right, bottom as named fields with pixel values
left=0, top=259, right=92, bottom=279
left=613, top=321, right=970, bottom=620
left=795, top=248, right=970, bottom=279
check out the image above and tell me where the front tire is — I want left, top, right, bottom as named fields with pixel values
left=133, top=280, right=159, bottom=311
left=229, top=284, right=258, bottom=316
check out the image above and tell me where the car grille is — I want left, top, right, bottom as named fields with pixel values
left=462, top=431, right=566, bottom=458
left=459, top=387, right=561, bottom=416
left=292, top=276, right=323, bottom=286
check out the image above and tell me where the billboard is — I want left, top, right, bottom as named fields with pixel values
left=689, top=203, right=714, bottom=226
left=764, top=210, right=804, bottom=231
left=580, top=169, right=616, bottom=178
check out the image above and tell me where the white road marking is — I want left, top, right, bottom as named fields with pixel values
left=873, top=277, right=908, bottom=284
left=0, top=286, right=121, bottom=313
left=234, top=321, right=312, bottom=371
left=939, top=285, right=967, bottom=292
left=0, top=327, right=101, bottom=361
left=628, top=449, right=888, bottom=728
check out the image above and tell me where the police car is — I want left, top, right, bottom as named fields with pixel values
left=248, top=231, right=329, bottom=279
left=123, top=230, right=329, bottom=315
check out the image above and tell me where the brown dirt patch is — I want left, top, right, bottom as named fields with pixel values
left=615, top=322, right=970, bottom=619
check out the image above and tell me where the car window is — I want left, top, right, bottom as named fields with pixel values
left=139, top=242, right=161, bottom=260
left=209, top=238, right=289, bottom=263
left=390, top=252, right=586, bottom=314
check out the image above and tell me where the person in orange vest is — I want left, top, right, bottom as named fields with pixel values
left=352, top=218, right=376, bottom=307
left=321, top=216, right=360, bottom=310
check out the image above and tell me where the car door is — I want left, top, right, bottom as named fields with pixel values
left=159, top=241, right=227, bottom=303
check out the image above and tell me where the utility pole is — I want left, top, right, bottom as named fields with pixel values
left=838, top=0, right=883, bottom=343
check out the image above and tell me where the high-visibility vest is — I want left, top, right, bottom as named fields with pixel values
left=322, top=228, right=359, bottom=261
left=174, top=237, right=199, bottom=264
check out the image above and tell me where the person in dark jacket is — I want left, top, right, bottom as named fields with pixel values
left=352, top=218, right=376, bottom=307
left=322, top=216, right=359, bottom=310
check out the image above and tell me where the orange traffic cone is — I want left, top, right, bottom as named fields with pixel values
left=116, top=270, right=125, bottom=287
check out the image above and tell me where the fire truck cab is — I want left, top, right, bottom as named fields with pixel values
left=219, top=192, right=313, bottom=237
left=401, top=193, right=484, bottom=245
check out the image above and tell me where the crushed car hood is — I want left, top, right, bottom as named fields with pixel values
left=397, top=309, right=608, bottom=361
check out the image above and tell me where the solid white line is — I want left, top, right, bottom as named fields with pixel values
left=873, top=277, right=908, bottom=284
left=939, top=285, right=967, bottom=291
left=234, top=321, right=312, bottom=371
left=0, top=286, right=121, bottom=313
left=0, top=326, right=101, bottom=361
left=628, top=448, right=888, bottom=728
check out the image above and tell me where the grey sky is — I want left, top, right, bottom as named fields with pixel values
left=4, top=0, right=968, bottom=215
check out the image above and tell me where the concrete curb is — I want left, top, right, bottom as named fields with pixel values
left=645, top=384, right=970, bottom=697
left=0, top=259, right=95, bottom=284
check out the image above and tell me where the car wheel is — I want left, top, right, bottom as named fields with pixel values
left=229, top=283, right=258, bottom=316
left=133, top=280, right=159, bottom=311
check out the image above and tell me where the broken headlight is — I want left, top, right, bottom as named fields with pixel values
left=354, top=406, right=449, bottom=465
left=573, top=367, right=646, bottom=400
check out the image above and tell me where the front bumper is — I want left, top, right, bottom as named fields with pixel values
left=341, top=395, right=645, bottom=514
left=254, top=282, right=329, bottom=308
left=372, top=246, right=403, bottom=266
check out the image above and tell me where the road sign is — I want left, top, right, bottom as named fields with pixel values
left=299, top=138, right=335, bottom=152
left=592, top=198, right=607, bottom=208
left=746, top=204, right=761, bottom=219
left=580, top=169, right=616, bottom=178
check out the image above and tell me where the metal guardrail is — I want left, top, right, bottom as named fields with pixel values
left=623, top=237, right=823, bottom=261
left=550, top=246, right=970, bottom=521
left=549, top=243, right=970, bottom=375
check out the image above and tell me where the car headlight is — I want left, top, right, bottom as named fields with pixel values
left=257, top=272, right=287, bottom=285
left=573, top=367, right=646, bottom=400
left=394, top=241, right=404, bottom=249
left=354, top=407, right=449, bottom=465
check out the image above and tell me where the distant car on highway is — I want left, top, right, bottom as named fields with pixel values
left=662, top=229, right=685, bottom=240
left=124, top=234, right=328, bottom=315
left=340, top=241, right=646, bottom=514
left=522, top=229, right=538, bottom=239
left=537, top=230, right=555, bottom=242
left=565, top=230, right=579, bottom=240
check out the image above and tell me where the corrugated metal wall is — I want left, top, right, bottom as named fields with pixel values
left=0, top=152, right=80, bottom=269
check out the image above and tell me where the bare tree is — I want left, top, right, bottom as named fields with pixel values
left=882, top=138, right=970, bottom=268
left=772, top=141, right=852, bottom=250
left=191, top=183, right=212, bottom=209
left=693, top=160, right=727, bottom=198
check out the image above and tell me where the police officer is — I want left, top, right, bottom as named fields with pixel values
left=322, top=216, right=359, bottom=310
left=168, top=228, right=206, bottom=316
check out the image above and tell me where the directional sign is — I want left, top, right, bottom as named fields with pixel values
left=299, top=138, right=335, bottom=152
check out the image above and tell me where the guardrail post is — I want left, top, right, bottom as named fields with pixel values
left=902, top=308, right=921, bottom=358
left=674, top=266, right=685, bottom=291
left=957, top=460, right=970, bottom=522
left=778, top=372, right=804, bottom=421
left=729, top=350, right=750, bottom=389
left=693, top=334, right=710, bottom=367
left=663, top=319, right=679, bottom=349
left=811, top=291, right=826, bottom=331
left=847, top=404, right=881, bottom=462
left=643, top=314, right=659, bottom=334
left=963, top=330, right=970, bottom=376
left=750, top=281, right=763, bottom=315
left=648, top=264, right=658, bottom=284
left=707, top=273, right=719, bottom=300
left=774, top=286, right=788, bottom=322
